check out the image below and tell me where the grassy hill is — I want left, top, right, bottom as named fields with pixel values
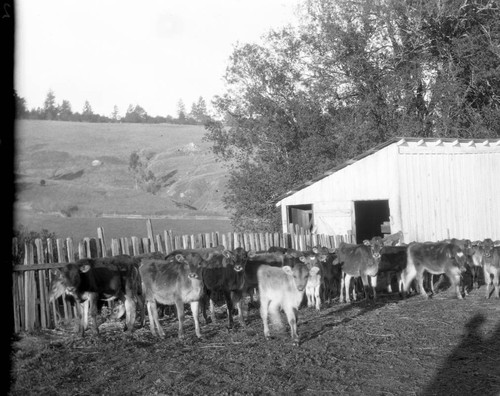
left=14, top=120, right=233, bottom=241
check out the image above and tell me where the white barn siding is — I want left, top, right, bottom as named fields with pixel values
left=278, top=138, right=500, bottom=243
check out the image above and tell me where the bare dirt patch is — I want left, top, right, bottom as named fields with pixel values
left=9, top=289, right=500, bottom=396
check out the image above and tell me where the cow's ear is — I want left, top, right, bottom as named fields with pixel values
left=299, top=256, right=306, bottom=263
left=363, top=240, right=371, bottom=246
left=319, top=254, right=328, bottom=262
left=310, top=266, right=320, bottom=275
left=175, top=254, right=186, bottom=262
left=248, top=250, right=256, bottom=258
left=222, top=250, right=232, bottom=259
left=312, top=247, right=319, bottom=254
left=282, top=266, right=293, bottom=276
left=80, top=264, right=91, bottom=273
left=50, top=268, right=61, bottom=277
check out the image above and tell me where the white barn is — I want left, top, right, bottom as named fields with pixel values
left=276, top=137, right=500, bottom=244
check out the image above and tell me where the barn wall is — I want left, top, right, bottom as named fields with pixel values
left=397, top=143, right=500, bottom=242
left=279, top=144, right=401, bottom=236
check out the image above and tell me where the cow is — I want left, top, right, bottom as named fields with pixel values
left=139, top=252, right=208, bottom=339
left=311, top=246, right=342, bottom=303
left=401, top=242, right=468, bottom=299
left=48, top=255, right=141, bottom=336
left=257, top=256, right=317, bottom=345
left=200, top=247, right=249, bottom=328
left=377, top=245, right=408, bottom=295
left=481, top=238, right=500, bottom=299
left=337, top=237, right=384, bottom=303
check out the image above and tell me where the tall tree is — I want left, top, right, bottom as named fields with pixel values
left=111, top=105, right=120, bottom=122
left=177, top=99, right=186, bottom=122
left=82, top=100, right=94, bottom=121
left=58, top=100, right=72, bottom=121
left=205, top=0, right=500, bottom=231
left=14, top=90, right=27, bottom=119
left=43, top=89, right=57, bottom=120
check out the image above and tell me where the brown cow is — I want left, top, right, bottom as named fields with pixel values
left=337, top=237, right=384, bottom=303
left=139, top=252, right=208, bottom=339
left=401, top=242, right=467, bottom=299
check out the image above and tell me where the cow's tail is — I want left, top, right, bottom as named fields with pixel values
left=401, top=245, right=416, bottom=295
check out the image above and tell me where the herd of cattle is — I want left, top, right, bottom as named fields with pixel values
left=48, top=236, right=500, bottom=345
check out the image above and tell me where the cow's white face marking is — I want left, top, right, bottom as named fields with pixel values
left=457, top=252, right=464, bottom=257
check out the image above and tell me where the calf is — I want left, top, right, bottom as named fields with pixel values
left=48, top=255, right=141, bottom=336
left=377, top=245, right=408, bottom=295
left=402, top=242, right=467, bottom=299
left=200, top=247, right=249, bottom=328
left=140, top=252, right=207, bottom=339
left=481, top=238, right=500, bottom=299
left=257, top=256, right=317, bottom=345
left=337, top=237, right=383, bottom=303
left=470, top=241, right=484, bottom=289
left=311, top=246, right=342, bottom=304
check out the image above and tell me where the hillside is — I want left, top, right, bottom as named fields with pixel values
left=14, top=120, right=232, bottom=238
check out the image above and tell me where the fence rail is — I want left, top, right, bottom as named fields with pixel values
left=11, top=219, right=354, bottom=334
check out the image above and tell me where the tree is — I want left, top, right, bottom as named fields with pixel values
left=124, top=104, right=148, bottom=123
left=177, top=99, right=186, bottom=123
left=14, top=90, right=27, bottom=119
left=58, top=100, right=72, bottom=121
left=190, top=96, right=210, bottom=124
left=82, top=100, right=94, bottom=121
left=204, top=0, right=500, bottom=231
left=111, top=105, right=120, bottom=122
left=43, top=89, right=57, bottom=120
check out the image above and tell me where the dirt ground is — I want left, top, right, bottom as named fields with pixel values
left=8, top=287, right=500, bottom=396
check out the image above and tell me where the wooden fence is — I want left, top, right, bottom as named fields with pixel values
left=11, top=220, right=354, bottom=334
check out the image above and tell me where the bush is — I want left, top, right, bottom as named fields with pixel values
left=12, top=226, right=58, bottom=265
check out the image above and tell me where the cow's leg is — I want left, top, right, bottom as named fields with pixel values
left=370, top=275, right=377, bottom=301
left=401, top=260, right=416, bottom=298
left=137, top=294, right=146, bottom=328
left=284, top=305, right=300, bottom=345
left=360, top=274, right=370, bottom=300
left=79, top=300, right=89, bottom=337
left=314, top=284, right=321, bottom=310
left=88, top=293, right=99, bottom=335
left=259, top=296, right=271, bottom=339
left=189, top=300, right=202, bottom=338
left=492, top=270, right=499, bottom=299
left=209, top=298, right=217, bottom=324
left=447, top=268, right=463, bottom=300
left=483, top=266, right=491, bottom=299
left=146, top=300, right=164, bottom=337
left=343, top=274, right=352, bottom=303
left=416, top=269, right=429, bottom=299
left=124, top=295, right=136, bottom=333
left=223, top=291, right=235, bottom=329
left=339, top=272, right=346, bottom=303
left=175, top=299, right=186, bottom=339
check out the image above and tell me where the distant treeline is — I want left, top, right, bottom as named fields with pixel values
left=14, top=89, right=212, bottom=125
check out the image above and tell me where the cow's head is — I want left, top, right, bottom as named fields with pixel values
left=482, top=238, right=495, bottom=261
left=48, top=269, right=66, bottom=302
left=231, top=247, right=248, bottom=272
left=282, top=261, right=315, bottom=292
left=175, top=253, right=205, bottom=279
left=364, top=237, right=383, bottom=261
left=447, top=245, right=467, bottom=271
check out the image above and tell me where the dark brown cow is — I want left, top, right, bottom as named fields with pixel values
left=311, top=246, right=342, bottom=304
left=140, top=252, right=208, bottom=339
left=377, top=245, right=408, bottom=295
left=200, top=247, right=249, bottom=328
left=257, top=256, right=316, bottom=345
left=337, top=237, right=384, bottom=303
left=481, top=238, right=500, bottom=299
left=402, top=242, right=467, bottom=299
left=48, top=255, right=141, bottom=336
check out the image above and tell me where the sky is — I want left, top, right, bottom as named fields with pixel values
left=15, top=0, right=302, bottom=118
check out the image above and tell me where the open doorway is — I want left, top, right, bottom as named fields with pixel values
left=287, top=204, right=313, bottom=232
left=354, top=200, right=390, bottom=243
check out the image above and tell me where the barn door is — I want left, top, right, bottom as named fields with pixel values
left=287, top=204, right=313, bottom=232
left=353, top=200, right=390, bottom=243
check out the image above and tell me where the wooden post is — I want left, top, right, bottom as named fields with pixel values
left=156, top=235, right=164, bottom=254
left=23, top=243, right=36, bottom=331
left=131, top=236, right=141, bottom=256
left=97, top=227, right=108, bottom=257
left=142, top=237, right=150, bottom=253
left=111, top=239, right=120, bottom=256
left=35, top=239, right=48, bottom=330
left=146, top=219, right=156, bottom=252
left=121, top=238, right=131, bottom=255
left=66, top=238, right=74, bottom=262
left=47, top=238, right=58, bottom=328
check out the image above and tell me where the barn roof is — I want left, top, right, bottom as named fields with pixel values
left=276, top=136, right=500, bottom=204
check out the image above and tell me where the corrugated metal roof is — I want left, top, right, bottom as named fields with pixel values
left=276, top=136, right=500, bottom=204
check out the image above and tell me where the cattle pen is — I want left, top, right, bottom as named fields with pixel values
left=11, top=219, right=354, bottom=334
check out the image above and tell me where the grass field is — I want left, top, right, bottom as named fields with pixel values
left=14, top=120, right=233, bottom=242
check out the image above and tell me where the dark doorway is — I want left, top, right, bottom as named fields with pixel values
left=287, top=204, right=313, bottom=232
left=354, top=200, right=390, bottom=244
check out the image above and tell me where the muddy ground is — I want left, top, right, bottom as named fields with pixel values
left=8, top=287, right=500, bottom=396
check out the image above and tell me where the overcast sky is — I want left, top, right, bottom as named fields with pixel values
left=15, top=0, right=302, bottom=118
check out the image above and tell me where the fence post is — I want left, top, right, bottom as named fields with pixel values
left=156, top=235, right=164, bottom=254
left=97, top=227, right=108, bottom=257
left=146, top=219, right=156, bottom=252
left=35, top=239, right=49, bottom=329
left=131, top=236, right=141, bottom=256
left=23, top=242, right=36, bottom=331
left=111, top=239, right=121, bottom=256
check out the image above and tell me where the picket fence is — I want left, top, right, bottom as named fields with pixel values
left=11, top=219, right=354, bottom=334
